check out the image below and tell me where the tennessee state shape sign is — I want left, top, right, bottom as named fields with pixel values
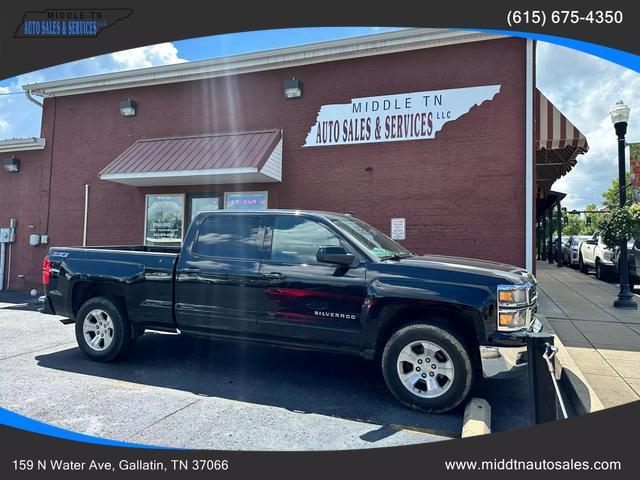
left=304, top=84, right=501, bottom=147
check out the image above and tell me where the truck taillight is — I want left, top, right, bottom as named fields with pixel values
left=42, top=257, right=51, bottom=285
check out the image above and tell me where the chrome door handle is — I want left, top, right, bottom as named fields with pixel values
left=179, top=268, right=202, bottom=274
left=261, top=272, right=286, bottom=280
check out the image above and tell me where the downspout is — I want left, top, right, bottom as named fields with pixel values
left=24, top=89, right=43, bottom=108
left=0, top=242, right=5, bottom=291
left=83, top=184, right=89, bottom=246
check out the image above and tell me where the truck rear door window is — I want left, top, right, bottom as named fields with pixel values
left=194, top=215, right=261, bottom=259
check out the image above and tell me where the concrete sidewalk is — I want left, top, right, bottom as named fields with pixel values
left=536, top=261, right=640, bottom=408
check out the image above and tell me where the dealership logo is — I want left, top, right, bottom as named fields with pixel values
left=304, top=84, right=501, bottom=147
left=14, top=8, right=133, bottom=38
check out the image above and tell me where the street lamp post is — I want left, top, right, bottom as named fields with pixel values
left=610, top=100, right=638, bottom=309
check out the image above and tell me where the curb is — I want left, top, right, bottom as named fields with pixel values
left=461, top=397, right=491, bottom=437
left=538, top=314, right=604, bottom=415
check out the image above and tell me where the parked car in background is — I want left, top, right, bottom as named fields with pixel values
left=613, top=239, right=639, bottom=289
left=579, top=231, right=615, bottom=280
left=562, top=235, right=591, bottom=268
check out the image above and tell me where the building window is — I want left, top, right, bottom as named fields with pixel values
left=224, top=191, right=268, bottom=210
left=271, top=216, right=341, bottom=264
left=194, top=215, right=261, bottom=259
left=189, top=194, right=221, bottom=222
left=144, top=194, right=185, bottom=247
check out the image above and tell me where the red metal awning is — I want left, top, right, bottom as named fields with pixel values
left=535, top=89, right=589, bottom=194
left=100, top=129, right=282, bottom=186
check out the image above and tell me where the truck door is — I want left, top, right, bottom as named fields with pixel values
left=175, top=213, right=264, bottom=334
left=257, top=215, right=367, bottom=348
left=585, top=232, right=598, bottom=265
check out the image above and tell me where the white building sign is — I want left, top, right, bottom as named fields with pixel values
left=391, top=218, right=406, bottom=241
left=304, top=85, right=501, bottom=147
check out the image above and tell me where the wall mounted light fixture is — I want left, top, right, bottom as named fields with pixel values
left=283, top=79, right=302, bottom=99
left=3, top=156, right=19, bottom=172
left=119, top=99, right=136, bottom=117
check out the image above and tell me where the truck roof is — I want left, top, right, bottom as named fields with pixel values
left=194, top=209, right=357, bottom=221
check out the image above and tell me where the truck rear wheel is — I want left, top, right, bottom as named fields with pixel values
left=381, top=323, right=473, bottom=413
left=75, top=296, right=134, bottom=362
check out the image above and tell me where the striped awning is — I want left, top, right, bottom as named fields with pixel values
left=535, top=89, right=589, bottom=194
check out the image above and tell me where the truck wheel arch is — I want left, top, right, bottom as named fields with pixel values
left=374, top=305, right=482, bottom=364
left=71, top=281, right=127, bottom=319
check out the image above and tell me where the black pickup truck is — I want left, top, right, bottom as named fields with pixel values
left=41, top=210, right=540, bottom=412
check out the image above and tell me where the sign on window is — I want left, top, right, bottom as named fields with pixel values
left=224, top=191, right=268, bottom=210
left=145, top=194, right=184, bottom=246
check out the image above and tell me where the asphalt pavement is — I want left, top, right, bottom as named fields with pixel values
left=0, top=295, right=533, bottom=450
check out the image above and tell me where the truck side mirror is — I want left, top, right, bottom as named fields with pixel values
left=316, top=246, right=355, bottom=267
left=586, top=239, right=598, bottom=245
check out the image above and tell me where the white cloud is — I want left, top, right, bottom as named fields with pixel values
left=537, top=42, right=640, bottom=210
left=0, top=43, right=185, bottom=139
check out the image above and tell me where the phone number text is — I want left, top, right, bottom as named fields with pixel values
left=507, top=10, right=623, bottom=27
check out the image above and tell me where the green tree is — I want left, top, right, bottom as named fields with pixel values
left=602, top=173, right=632, bottom=210
left=563, top=213, right=586, bottom=236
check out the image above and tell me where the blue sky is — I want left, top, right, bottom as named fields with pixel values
left=1, top=27, right=639, bottom=210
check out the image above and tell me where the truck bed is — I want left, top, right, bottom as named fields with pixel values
left=45, top=245, right=180, bottom=329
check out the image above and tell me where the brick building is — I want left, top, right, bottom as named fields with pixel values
left=0, top=29, right=587, bottom=291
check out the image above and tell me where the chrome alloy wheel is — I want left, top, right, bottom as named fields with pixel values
left=396, top=340, right=455, bottom=398
left=83, top=309, right=115, bottom=352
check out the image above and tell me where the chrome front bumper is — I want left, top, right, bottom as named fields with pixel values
left=479, top=317, right=543, bottom=380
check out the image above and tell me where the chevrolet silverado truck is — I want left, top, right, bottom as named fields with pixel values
left=41, top=210, right=540, bottom=412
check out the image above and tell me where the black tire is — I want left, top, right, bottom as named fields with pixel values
left=579, top=255, right=588, bottom=273
left=595, top=260, right=602, bottom=280
left=381, top=322, right=474, bottom=413
left=75, top=296, right=134, bottom=362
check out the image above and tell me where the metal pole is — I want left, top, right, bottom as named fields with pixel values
left=527, top=332, right=557, bottom=424
left=613, top=122, right=637, bottom=309
left=536, top=222, right=541, bottom=260
left=540, top=215, right=547, bottom=260
left=548, top=209, right=554, bottom=264
left=556, top=201, right=563, bottom=267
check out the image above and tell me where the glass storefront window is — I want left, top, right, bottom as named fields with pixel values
left=224, top=191, right=268, bottom=210
left=190, top=194, right=221, bottom=221
left=144, top=194, right=185, bottom=246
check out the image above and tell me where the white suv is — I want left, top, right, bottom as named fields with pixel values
left=579, top=231, right=615, bottom=280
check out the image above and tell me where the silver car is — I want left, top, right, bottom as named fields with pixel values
left=562, top=235, right=591, bottom=268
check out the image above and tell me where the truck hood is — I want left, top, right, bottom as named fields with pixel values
left=391, top=254, right=531, bottom=284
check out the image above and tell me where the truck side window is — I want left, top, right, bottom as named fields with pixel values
left=271, top=216, right=340, bottom=264
left=194, top=215, right=261, bottom=259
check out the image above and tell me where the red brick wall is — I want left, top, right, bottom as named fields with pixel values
left=0, top=37, right=527, bottom=291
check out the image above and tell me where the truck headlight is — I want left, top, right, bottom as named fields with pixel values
left=498, top=309, right=530, bottom=330
left=497, top=282, right=536, bottom=331
left=498, top=288, right=527, bottom=305
left=497, top=284, right=529, bottom=307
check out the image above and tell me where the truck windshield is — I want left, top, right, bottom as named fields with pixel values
left=330, top=217, right=412, bottom=259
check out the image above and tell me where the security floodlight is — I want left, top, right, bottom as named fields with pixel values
left=3, top=156, right=19, bottom=172
left=283, top=79, right=302, bottom=99
left=119, top=99, right=136, bottom=117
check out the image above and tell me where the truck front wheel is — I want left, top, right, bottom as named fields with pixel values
left=75, top=296, right=134, bottom=362
left=381, top=323, right=473, bottom=413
